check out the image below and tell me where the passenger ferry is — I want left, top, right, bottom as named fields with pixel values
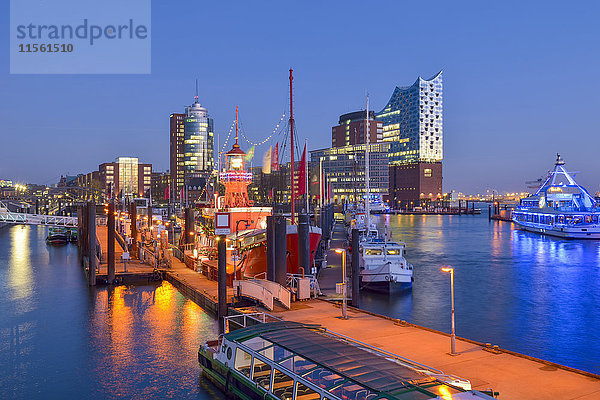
left=359, top=239, right=413, bottom=292
left=198, top=321, right=496, bottom=400
left=513, top=154, right=600, bottom=239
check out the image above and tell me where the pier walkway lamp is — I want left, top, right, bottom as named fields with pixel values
left=441, top=267, right=457, bottom=355
left=334, top=248, right=348, bottom=319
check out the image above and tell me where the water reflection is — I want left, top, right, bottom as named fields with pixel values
left=88, top=282, right=219, bottom=399
left=0, top=225, right=220, bottom=399
left=9, top=226, right=33, bottom=305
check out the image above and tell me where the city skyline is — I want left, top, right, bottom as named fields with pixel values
left=1, top=1, right=599, bottom=193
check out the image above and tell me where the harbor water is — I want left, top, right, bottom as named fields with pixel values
left=363, top=209, right=600, bottom=375
left=0, top=225, right=219, bottom=399
left=1, top=209, right=599, bottom=399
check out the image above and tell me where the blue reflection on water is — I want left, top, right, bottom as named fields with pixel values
left=0, top=225, right=219, bottom=399
left=363, top=210, right=600, bottom=374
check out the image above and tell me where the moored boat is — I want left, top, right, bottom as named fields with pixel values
left=359, top=238, right=413, bottom=293
left=198, top=321, right=497, bottom=400
left=512, top=154, right=600, bottom=239
left=46, top=227, right=69, bottom=245
left=236, top=224, right=322, bottom=278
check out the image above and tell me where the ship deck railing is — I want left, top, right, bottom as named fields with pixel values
left=224, top=312, right=283, bottom=333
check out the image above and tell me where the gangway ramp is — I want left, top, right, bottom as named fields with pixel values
left=0, top=210, right=78, bottom=227
left=233, top=279, right=291, bottom=311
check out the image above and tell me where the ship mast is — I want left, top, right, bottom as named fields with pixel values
left=365, top=95, right=370, bottom=226
left=289, top=69, right=295, bottom=224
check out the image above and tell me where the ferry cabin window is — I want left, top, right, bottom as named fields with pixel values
left=573, top=215, right=583, bottom=224
left=593, top=215, right=599, bottom=224
left=279, top=355, right=316, bottom=375
left=364, top=248, right=382, bottom=256
left=272, top=369, right=295, bottom=400
left=242, top=337, right=273, bottom=351
left=303, top=367, right=344, bottom=390
left=260, top=344, right=293, bottom=362
left=295, top=382, right=320, bottom=400
left=234, top=348, right=252, bottom=378
left=585, top=215, right=593, bottom=224
left=557, top=215, right=565, bottom=224
left=329, top=381, right=374, bottom=400
left=534, top=215, right=539, bottom=223
left=252, top=358, right=272, bottom=391
left=386, top=249, right=401, bottom=255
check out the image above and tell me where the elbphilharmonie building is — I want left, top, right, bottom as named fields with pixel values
left=376, top=71, right=443, bottom=206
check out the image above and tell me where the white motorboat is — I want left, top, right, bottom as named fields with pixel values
left=359, top=238, right=413, bottom=293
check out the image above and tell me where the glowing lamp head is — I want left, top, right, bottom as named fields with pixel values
left=441, top=267, right=453, bottom=273
left=230, top=156, right=243, bottom=170
left=334, top=248, right=345, bottom=254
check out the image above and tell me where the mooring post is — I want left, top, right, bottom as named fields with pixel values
left=185, top=207, right=195, bottom=245
left=351, top=228, right=360, bottom=308
left=107, top=200, right=116, bottom=283
left=274, top=215, right=287, bottom=286
left=88, top=202, right=96, bottom=286
left=217, top=234, right=227, bottom=334
left=298, top=213, right=310, bottom=274
left=130, top=203, right=138, bottom=258
left=266, top=215, right=275, bottom=281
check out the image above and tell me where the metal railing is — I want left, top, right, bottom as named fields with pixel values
left=287, top=273, right=322, bottom=297
left=223, top=312, right=283, bottom=332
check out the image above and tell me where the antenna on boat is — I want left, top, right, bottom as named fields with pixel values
left=235, top=106, right=239, bottom=146
left=365, top=94, right=370, bottom=228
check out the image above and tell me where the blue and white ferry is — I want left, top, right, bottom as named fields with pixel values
left=512, top=154, right=600, bottom=239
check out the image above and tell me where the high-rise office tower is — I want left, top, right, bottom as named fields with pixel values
left=376, top=71, right=443, bottom=207
left=184, top=98, right=214, bottom=180
left=169, top=112, right=185, bottom=198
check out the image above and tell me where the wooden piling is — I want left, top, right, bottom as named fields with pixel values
left=351, top=228, right=360, bottom=308
left=88, top=202, right=96, bottom=286
left=266, top=216, right=275, bottom=281
left=107, top=200, right=116, bottom=283
left=217, top=234, right=227, bottom=334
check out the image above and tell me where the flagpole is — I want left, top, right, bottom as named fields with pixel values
left=319, top=157, right=323, bottom=209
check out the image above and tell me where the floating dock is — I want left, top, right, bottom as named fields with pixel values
left=91, top=225, right=600, bottom=400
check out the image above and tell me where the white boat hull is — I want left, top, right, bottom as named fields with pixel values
left=360, top=261, right=413, bottom=292
left=514, top=221, right=600, bottom=239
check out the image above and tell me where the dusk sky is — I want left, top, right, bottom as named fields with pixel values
left=1, top=1, right=599, bottom=194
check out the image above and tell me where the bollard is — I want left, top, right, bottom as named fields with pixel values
left=351, top=228, right=360, bottom=308
left=107, top=200, right=116, bottom=283
left=88, top=202, right=96, bottom=286
left=217, top=234, right=227, bottom=334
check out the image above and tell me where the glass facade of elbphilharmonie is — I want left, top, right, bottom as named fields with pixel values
left=376, top=71, right=443, bottom=165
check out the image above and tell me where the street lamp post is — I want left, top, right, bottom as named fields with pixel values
left=334, top=248, right=348, bottom=319
left=441, top=267, right=456, bottom=355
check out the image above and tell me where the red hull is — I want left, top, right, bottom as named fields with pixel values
left=239, top=226, right=322, bottom=278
